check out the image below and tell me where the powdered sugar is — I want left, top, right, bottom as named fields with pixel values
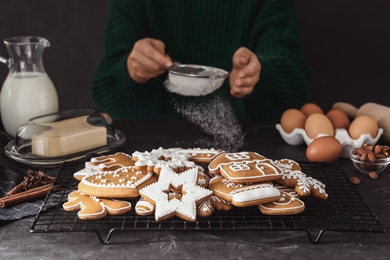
left=172, top=94, right=245, bottom=151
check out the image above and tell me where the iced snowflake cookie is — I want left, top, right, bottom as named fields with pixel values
left=258, top=191, right=305, bottom=215
left=73, top=152, right=134, bottom=180
left=132, top=147, right=197, bottom=174
left=63, top=190, right=132, bottom=220
left=274, top=159, right=328, bottom=200
left=139, top=166, right=212, bottom=222
left=208, top=175, right=281, bottom=207
left=78, top=166, right=158, bottom=199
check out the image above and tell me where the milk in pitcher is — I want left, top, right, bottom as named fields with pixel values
left=0, top=72, right=59, bottom=136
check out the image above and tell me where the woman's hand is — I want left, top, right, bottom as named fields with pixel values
left=229, top=47, right=261, bottom=98
left=127, top=38, right=173, bottom=83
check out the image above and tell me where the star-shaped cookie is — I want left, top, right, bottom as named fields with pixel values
left=139, top=166, right=212, bottom=222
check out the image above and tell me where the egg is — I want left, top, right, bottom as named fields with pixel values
left=326, top=108, right=350, bottom=129
left=306, top=136, right=343, bottom=162
left=348, top=115, right=378, bottom=139
left=280, top=108, right=307, bottom=133
left=304, top=113, right=334, bottom=139
left=300, top=103, right=324, bottom=117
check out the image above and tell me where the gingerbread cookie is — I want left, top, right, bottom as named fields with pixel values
left=139, top=166, right=212, bottom=222
left=74, top=163, right=100, bottom=181
left=208, top=152, right=267, bottom=175
left=274, top=159, right=302, bottom=171
left=197, top=199, right=214, bottom=217
left=73, top=152, right=134, bottom=180
left=273, top=184, right=300, bottom=198
left=274, top=160, right=328, bottom=200
left=208, top=175, right=281, bottom=207
left=132, top=147, right=196, bottom=174
left=135, top=197, right=155, bottom=216
left=196, top=194, right=235, bottom=218
left=169, top=148, right=223, bottom=164
left=78, top=166, right=158, bottom=199
left=211, top=159, right=283, bottom=184
left=258, top=191, right=305, bottom=215
left=209, top=195, right=234, bottom=211
left=63, top=190, right=132, bottom=220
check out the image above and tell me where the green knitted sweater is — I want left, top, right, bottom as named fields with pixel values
left=92, top=0, right=311, bottom=121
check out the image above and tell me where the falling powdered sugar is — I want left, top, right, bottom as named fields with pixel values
left=172, top=93, right=245, bottom=152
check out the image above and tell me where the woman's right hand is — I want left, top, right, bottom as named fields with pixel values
left=127, top=38, right=173, bottom=83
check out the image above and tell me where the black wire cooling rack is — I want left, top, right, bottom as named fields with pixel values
left=30, top=160, right=385, bottom=244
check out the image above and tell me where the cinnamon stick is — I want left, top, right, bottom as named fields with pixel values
left=6, top=182, right=25, bottom=196
left=0, top=183, right=53, bottom=208
left=6, top=169, right=56, bottom=196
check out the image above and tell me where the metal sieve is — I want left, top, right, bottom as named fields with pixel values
left=166, top=64, right=229, bottom=96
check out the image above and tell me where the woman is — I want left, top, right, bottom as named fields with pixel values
left=92, top=0, right=311, bottom=122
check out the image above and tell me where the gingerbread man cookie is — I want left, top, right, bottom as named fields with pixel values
left=63, top=190, right=132, bottom=220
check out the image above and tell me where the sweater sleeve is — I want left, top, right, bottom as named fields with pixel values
left=235, top=0, right=311, bottom=121
left=91, top=0, right=172, bottom=120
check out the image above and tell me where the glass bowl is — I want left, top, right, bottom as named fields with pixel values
left=350, top=151, right=390, bottom=174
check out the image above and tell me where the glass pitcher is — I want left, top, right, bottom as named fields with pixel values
left=0, top=36, right=59, bottom=137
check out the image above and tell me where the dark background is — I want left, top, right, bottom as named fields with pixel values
left=1, top=0, right=389, bottom=115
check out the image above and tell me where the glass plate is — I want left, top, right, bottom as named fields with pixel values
left=5, top=129, right=125, bottom=167
left=4, top=109, right=126, bottom=167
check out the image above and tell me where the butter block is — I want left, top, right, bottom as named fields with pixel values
left=32, top=115, right=107, bottom=157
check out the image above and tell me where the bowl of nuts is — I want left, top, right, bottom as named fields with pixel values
left=350, top=144, right=390, bottom=174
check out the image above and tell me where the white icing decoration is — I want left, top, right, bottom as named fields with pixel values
left=81, top=166, right=154, bottom=189
left=232, top=187, right=281, bottom=203
left=229, top=163, right=251, bottom=172
left=226, top=152, right=251, bottom=161
left=139, top=166, right=212, bottom=221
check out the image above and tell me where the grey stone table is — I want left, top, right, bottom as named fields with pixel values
left=1, top=120, right=389, bottom=260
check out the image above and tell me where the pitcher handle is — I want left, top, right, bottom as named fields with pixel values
left=0, top=56, right=9, bottom=67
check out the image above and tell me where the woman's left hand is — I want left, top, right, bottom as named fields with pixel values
left=229, top=47, right=261, bottom=98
